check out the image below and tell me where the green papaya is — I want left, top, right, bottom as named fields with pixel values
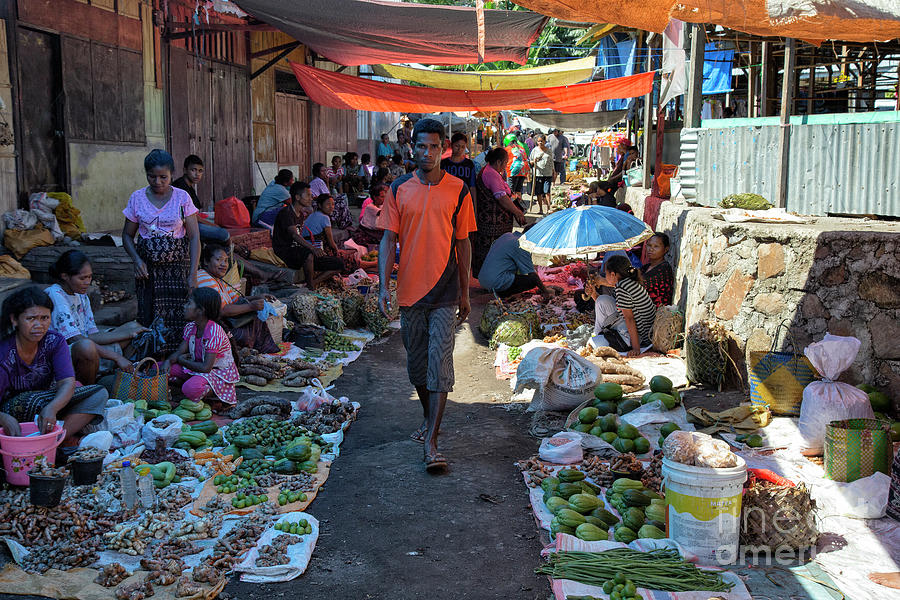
left=624, top=489, right=652, bottom=507
left=583, top=515, right=609, bottom=530
left=641, top=392, right=655, bottom=405
left=221, top=445, right=240, bottom=458
left=174, top=408, right=196, bottom=421
left=592, top=400, right=618, bottom=415
left=557, top=469, right=586, bottom=483
left=578, top=407, right=599, bottom=424
left=600, top=432, right=618, bottom=444
left=556, top=508, right=587, bottom=528
left=557, top=483, right=584, bottom=498
left=240, top=447, right=265, bottom=461
left=647, top=392, right=677, bottom=410
left=191, top=420, right=219, bottom=435
left=613, top=525, right=637, bottom=543
left=633, top=437, right=651, bottom=454
left=545, top=496, right=569, bottom=514
left=600, top=414, right=618, bottom=433
left=148, top=399, right=170, bottom=411
left=568, top=493, right=601, bottom=514
left=285, top=444, right=311, bottom=462
left=179, top=398, right=204, bottom=412
left=616, top=423, right=640, bottom=440
left=649, top=375, right=673, bottom=393
left=573, top=423, right=592, bottom=433
left=541, top=477, right=560, bottom=494
left=274, top=459, right=297, bottom=475
left=298, top=460, right=318, bottom=473
left=612, top=437, right=635, bottom=453
left=659, top=423, right=680, bottom=438
left=588, top=426, right=604, bottom=438
left=575, top=523, right=608, bottom=541
left=591, top=508, right=620, bottom=527
left=638, top=524, right=666, bottom=539
left=611, top=478, right=643, bottom=493
left=172, top=441, right=192, bottom=450
left=232, top=435, right=257, bottom=449
left=594, top=382, right=623, bottom=401
left=617, top=399, right=641, bottom=415
left=550, top=518, right=576, bottom=537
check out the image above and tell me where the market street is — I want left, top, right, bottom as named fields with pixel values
left=226, top=295, right=547, bottom=599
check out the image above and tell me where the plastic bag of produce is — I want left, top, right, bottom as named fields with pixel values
left=296, top=379, right=335, bottom=413
left=315, top=294, right=345, bottom=332
left=798, top=334, right=873, bottom=454
left=514, top=342, right=599, bottom=412
left=341, top=291, right=364, bottom=329
left=141, top=413, right=183, bottom=450
left=538, top=432, right=583, bottom=464
left=289, top=293, right=319, bottom=325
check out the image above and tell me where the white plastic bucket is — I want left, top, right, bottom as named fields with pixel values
left=662, top=456, right=747, bottom=565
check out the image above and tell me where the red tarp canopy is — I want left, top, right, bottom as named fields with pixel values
left=235, top=0, right=547, bottom=66
left=290, top=63, right=654, bottom=113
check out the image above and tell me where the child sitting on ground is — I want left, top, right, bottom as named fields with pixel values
left=162, top=287, right=239, bottom=407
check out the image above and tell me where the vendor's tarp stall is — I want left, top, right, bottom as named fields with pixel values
left=235, top=0, right=547, bottom=66
left=290, top=63, right=654, bottom=113
left=371, top=57, right=595, bottom=91
left=512, top=0, right=900, bottom=42
left=512, top=110, right=628, bottom=132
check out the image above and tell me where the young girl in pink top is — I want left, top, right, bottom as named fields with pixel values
left=162, top=288, right=239, bottom=406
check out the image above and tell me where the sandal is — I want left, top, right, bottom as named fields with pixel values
left=424, top=452, right=448, bottom=472
left=410, top=426, right=441, bottom=444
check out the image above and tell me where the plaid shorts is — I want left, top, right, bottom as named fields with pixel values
left=400, top=305, right=457, bottom=393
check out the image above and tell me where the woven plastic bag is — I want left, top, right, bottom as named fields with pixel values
left=315, top=294, right=345, bottom=332
left=341, top=291, right=365, bottom=329
left=798, top=334, right=873, bottom=454
left=289, top=293, right=319, bottom=325
left=651, top=306, right=684, bottom=353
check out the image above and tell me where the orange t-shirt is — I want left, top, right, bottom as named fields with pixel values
left=377, top=172, right=477, bottom=308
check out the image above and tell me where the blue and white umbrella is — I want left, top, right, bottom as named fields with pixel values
left=518, top=205, right=653, bottom=255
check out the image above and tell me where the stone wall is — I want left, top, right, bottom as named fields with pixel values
left=626, top=188, right=900, bottom=404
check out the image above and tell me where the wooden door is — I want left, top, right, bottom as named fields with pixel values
left=275, top=92, right=309, bottom=178
left=17, top=28, right=66, bottom=194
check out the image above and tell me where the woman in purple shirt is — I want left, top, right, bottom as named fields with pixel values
left=0, top=287, right=108, bottom=445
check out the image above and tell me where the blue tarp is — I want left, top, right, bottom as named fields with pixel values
left=703, top=42, right=733, bottom=95
left=597, top=35, right=636, bottom=111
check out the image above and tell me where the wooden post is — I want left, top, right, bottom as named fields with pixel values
left=807, top=47, right=816, bottom=115
left=760, top=41, right=773, bottom=116
left=685, top=24, right=704, bottom=128
left=776, top=38, right=796, bottom=209
left=748, top=41, right=758, bottom=117
left=642, top=36, right=655, bottom=189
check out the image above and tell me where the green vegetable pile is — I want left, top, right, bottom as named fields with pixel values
left=222, top=416, right=330, bottom=476
left=274, top=519, right=312, bottom=535
left=537, top=548, right=734, bottom=593
left=324, top=330, right=357, bottom=352
left=718, top=193, right=772, bottom=210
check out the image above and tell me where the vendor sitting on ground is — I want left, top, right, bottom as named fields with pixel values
left=303, top=194, right=350, bottom=273
left=0, top=287, right=108, bottom=444
left=586, top=255, right=656, bottom=356
left=272, top=186, right=343, bottom=288
left=46, top=250, right=146, bottom=384
left=353, top=182, right=386, bottom=247
left=640, top=232, right=674, bottom=307
left=197, top=244, right=278, bottom=354
left=477, top=228, right=554, bottom=298
left=162, top=287, right=239, bottom=407
left=253, top=169, right=294, bottom=227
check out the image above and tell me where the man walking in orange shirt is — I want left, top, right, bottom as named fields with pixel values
left=377, top=118, right=477, bottom=472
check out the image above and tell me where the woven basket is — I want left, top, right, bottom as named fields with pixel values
left=685, top=336, right=727, bottom=389
left=741, top=480, right=818, bottom=552
left=651, top=306, right=684, bottom=353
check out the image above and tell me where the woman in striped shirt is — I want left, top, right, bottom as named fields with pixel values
left=587, top=255, right=657, bottom=356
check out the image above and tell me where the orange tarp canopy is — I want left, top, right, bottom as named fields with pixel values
left=512, top=0, right=900, bottom=43
left=290, top=63, right=654, bottom=113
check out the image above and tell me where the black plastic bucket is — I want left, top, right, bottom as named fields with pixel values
left=71, top=458, right=103, bottom=486
left=28, top=473, right=66, bottom=507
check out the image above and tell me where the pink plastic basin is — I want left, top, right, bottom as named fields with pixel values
left=0, top=423, right=65, bottom=486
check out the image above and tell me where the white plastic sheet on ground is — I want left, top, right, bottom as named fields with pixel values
left=624, top=355, right=688, bottom=393
left=235, top=512, right=319, bottom=582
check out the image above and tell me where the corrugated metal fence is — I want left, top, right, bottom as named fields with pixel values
left=682, top=119, right=900, bottom=216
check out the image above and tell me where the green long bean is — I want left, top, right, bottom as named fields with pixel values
left=535, top=548, right=734, bottom=593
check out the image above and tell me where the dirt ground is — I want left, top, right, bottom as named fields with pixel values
left=225, top=294, right=548, bottom=599
left=0, top=294, right=840, bottom=600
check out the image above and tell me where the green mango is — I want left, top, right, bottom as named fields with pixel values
left=601, top=432, right=618, bottom=444
left=600, top=414, right=618, bottom=433
left=617, top=423, right=640, bottom=440
left=617, top=399, right=641, bottom=415
left=594, top=382, right=624, bottom=401
left=578, top=407, right=600, bottom=424
left=592, top=401, right=618, bottom=415
left=659, top=423, right=681, bottom=438
left=633, top=436, right=651, bottom=454
left=649, top=375, right=674, bottom=393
